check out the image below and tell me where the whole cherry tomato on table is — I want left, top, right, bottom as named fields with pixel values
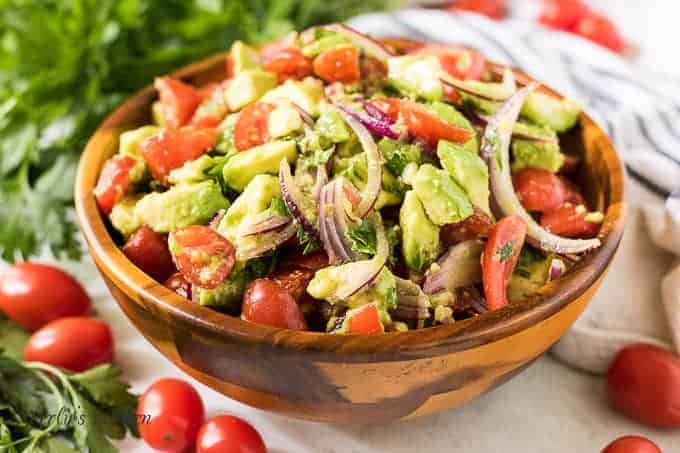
left=24, top=317, right=113, bottom=372
left=122, top=226, right=176, bottom=282
left=602, top=436, right=662, bottom=453
left=94, top=155, right=138, bottom=214
left=154, top=77, right=203, bottom=129
left=0, top=263, right=91, bottom=331
left=196, top=415, right=267, bottom=453
left=574, top=10, right=627, bottom=53
left=538, top=0, right=589, bottom=31
left=242, top=279, right=308, bottom=330
left=448, top=0, right=507, bottom=20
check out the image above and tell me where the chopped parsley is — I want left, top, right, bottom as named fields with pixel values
left=297, top=227, right=321, bottom=255
left=497, top=242, right=515, bottom=262
left=347, top=218, right=377, bottom=256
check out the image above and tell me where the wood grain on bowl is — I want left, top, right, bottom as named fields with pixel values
left=75, top=40, right=625, bottom=423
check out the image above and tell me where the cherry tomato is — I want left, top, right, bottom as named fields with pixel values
left=154, top=77, right=203, bottom=129
left=263, top=47, right=312, bottom=83
left=602, top=436, right=662, bottom=453
left=169, top=226, right=236, bottom=290
left=24, top=317, right=113, bottom=372
left=540, top=203, right=600, bottom=238
left=416, top=45, right=486, bottom=81
left=140, top=127, right=217, bottom=184
left=371, top=98, right=401, bottom=122
left=440, top=207, right=494, bottom=246
left=280, top=250, right=329, bottom=272
left=448, top=0, right=507, bottom=20
left=191, top=82, right=229, bottom=128
left=607, top=343, right=680, bottom=428
left=0, top=263, right=90, bottom=331
left=259, top=34, right=298, bottom=62
left=513, top=168, right=567, bottom=213
left=574, top=10, right=627, bottom=53
left=482, top=215, right=527, bottom=310
left=269, top=268, right=314, bottom=302
left=94, top=155, right=138, bottom=214
left=122, top=226, right=176, bottom=282
left=400, top=100, right=473, bottom=149
left=163, top=272, right=192, bottom=300
left=538, top=0, right=588, bottom=31
left=347, top=304, right=384, bottom=334
left=242, top=279, right=307, bottom=330
left=138, top=378, right=205, bottom=453
left=196, top=415, right=266, bottom=453
left=233, top=102, right=275, bottom=152
left=313, top=46, right=361, bottom=84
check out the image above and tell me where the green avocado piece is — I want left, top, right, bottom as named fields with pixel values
left=261, top=78, right=324, bottom=116
left=119, top=125, right=158, bottom=159
left=193, top=262, right=250, bottom=309
left=413, top=164, right=473, bottom=226
left=521, top=91, right=581, bottom=133
left=267, top=104, right=303, bottom=139
left=134, top=180, right=230, bottom=233
left=222, top=140, right=297, bottom=190
left=334, top=153, right=403, bottom=209
left=302, top=34, right=351, bottom=58
left=230, top=41, right=262, bottom=74
left=109, top=195, right=143, bottom=238
left=315, top=108, right=351, bottom=143
left=511, top=139, right=565, bottom=173
left=437, top=140, right=490, bottom=216
left=225, top=70, right=277, bottom=112
left=377, top=138, right=422, bottom=176
left=399, top=190, right=441, bottom=272
left=387, top=55, right=443, bottom=101
left=167, top=155, right=214, bottom=185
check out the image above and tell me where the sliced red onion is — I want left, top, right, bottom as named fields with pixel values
left=423, top=240, right=485, bottom=294
left=312, top=165, right=328, bottom=201
left=548, top=258, right=567, bottom=281
left=392, top=277, right=431, bottom=321
left=279, top=158, right=320, bottom=240
left=335, top=108, right=383, bottom=218
left=236, top=222, right=297, bottom=261
left=318, top=181, right=353, bottom=264
left=238, top=212, right=291, bottom=237
left=291, top=102, right=314, bottom=126
left=481, top=84, right=601, bottom=254
left=208, top=209, right=226, bottom=229
left=471, top=112, right=558, bottom=144
left=322, top=23, right=394, bottom=62
left=336, top=102, right=399, bottom=139
left=364, top=100, right=395, bottom=125
left=441, top=67, right=516, bottom=102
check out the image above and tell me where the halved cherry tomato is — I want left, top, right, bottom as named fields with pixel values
left=280, top=250, right=329, bottom=272
left=313, top=46, right=361, bottom=84
left=574, top=10, right=627, bottom=53
left=140, top=127, right=217, bottom=184
left=191, top=82, right=229, bottom=128
left=269, top=268, right=314, bottom=302
left=94, top=155, right=137, bottom=214
left=513, top=168, right=567, bottom=213
left=400, top=100, right=473, bottom=149
left=259, top=34, right=298, bottom=61
left=263, top=47, right=312, bottom=83
left=417, top=46, right=486, bottom=81
left=602, top=436, right=662, bottom=453
left=233, top=102, right=275, bottom=152
left=138, top=378, right=205, bottom=453
left=540, top=203, right=600, bottom=238
left=196, top=415, right=266, bottom=453
left=607, top=343, right=680, bottom=428
left=169, top=226, right=236, bottom=290
left=347, top=303, right=384, bottom=334
left=122, top=226, right=176, bottom=282
left=440, top=207, right=494, bottom=246
left=0, top=263, right=91, bottom=331
left=448, top=0, right=507, bottom=20
left=164, top=272, right=192, bottom=300
left=242, top=279, right=307, bottom=330
left=154, top=77, right=203, bottom=129
left=371, top=98, right=401, bottom=122
left=482, top=215, right=527, bottom=310
left=24, top=317, right=113, bottom=372
left=538, top=0, right=588, bottom=31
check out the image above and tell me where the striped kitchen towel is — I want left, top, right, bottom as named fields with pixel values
left=349, top=9, right=680, bottom=374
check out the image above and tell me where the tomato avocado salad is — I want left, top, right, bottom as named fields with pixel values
left=94, top=24, right=603, bottom=333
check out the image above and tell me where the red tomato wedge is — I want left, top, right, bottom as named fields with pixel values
left=400, top=100, right=473, bottom=149
left=313, top=46, right=361, bottom=84
left=347, top=304, right=384, bottom=334
left=371, top=98, right=401, bottom=122
left=94, top=155, right=137, bottom=214
left=122, top=226, right=176, bottom=282
left=482, top=215, right=527, bottom=311
left=140, top=127, right=217, bottom=184
left=263, top=47, right=313, bottom=83
left=513, top=168, right=568, bottom=213
left=540, top=203, right=600, bottom=238
left=169, top=226, right=236, bottom=290
left=448, top=0, right=507, bottom=20
left=440, top=207, right=494, bottom=246
left=574, top=10, right=627, bottom=53
left=191, top=82, right=229, bottom=128
left=154, top=77, right=203, bottom=129
left=538, top=0, right=588, bottom=31
left=242, top=279, right=308, bottom=330
left=233, top=102, right=275, bottom=152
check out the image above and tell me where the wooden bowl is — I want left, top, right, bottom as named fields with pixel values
left=75, top=39, right=625, bottom=424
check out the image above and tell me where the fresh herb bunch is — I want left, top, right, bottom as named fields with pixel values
left=0, top=0, right=398, bottom=262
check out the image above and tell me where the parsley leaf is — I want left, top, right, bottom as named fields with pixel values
left=347, top=219, right=377, bottom=256
left=497, top=242, right=514, bottom=262
left=297, top=227, right=321, bottom=255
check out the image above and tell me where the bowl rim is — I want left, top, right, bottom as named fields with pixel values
left=75, top=47, right=626, bottom=356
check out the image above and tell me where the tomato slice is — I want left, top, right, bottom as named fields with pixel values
left=269, top=268, right=314, bottom=302
left=313, top=46, right=361, bottom=84
left=448, top=0, right=507, bottom=20
left=540, top=203, right=600, bottom=238
left=263, top=47, right=313, bottom=83
left=574, top=10, right=627, bottom=53
left=154, top=77, right=203, bottom=129
left=233, top=102, right=275, bottom=152
left=400, top=100, right=473, bottom=149
left=538, top=0, right=588, bottom=31
left=191, top=81, right=229, bottom=128
left=482, top=215, right=527, bottom=311
left=371, top=98, right=401, bottom=122
left=242, top=279, right=308, bottom=330
left=440, top=207, right=494, bottom=246
left=513, top=168, right=568, bottom=213
left=169, top=226, right=236, bottom=290
left=140, top=127, right=217, bottom=184
left=94, top=155, right=138, bottom=214
left=122, top=226, right=176, bottom=282
left=347, top=304, right=384, bottom=334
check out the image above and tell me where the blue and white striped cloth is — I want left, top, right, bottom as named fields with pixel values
left=349, top=9, right=680, bottom=197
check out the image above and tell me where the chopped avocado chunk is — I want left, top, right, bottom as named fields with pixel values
left=302, top=34, right=351, bottom=57
left=378, top=138, right=422, bottom=176
left=334, top=153, right=403, bottom=209
left=261, top=78, right=324, bottom=116
left=511, top=139, right=565, bottom=173
left=399, top=190, right=440, bottom=272
left=193, top=262, right=250, bottom=309
left=167, top=155, right=214, bottom=185
left=413, top=164, right=473, bottom=225
left=267, top=105, right=303, bottom=139
left=426, top=102, right=478, bottom=154
left=109, top=195, right=142, bottom=238
left=222, top=140, right=297, bottom=190
left=225, top=70, right=277, bottom=111
left=437, top=140, right=490, bottom=215
left=230, top=41, right=262, bottom=74
left=387, top=55, right=443, bottom=101
left=521, top=91, right=581, bottom=133
left=315, top=108, right=351, bottom=143
left=134, top=180, right=229, bottom=233
left=119, top=125, right=159, bottom=159
left=508, top=247, right=553, bottom=302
